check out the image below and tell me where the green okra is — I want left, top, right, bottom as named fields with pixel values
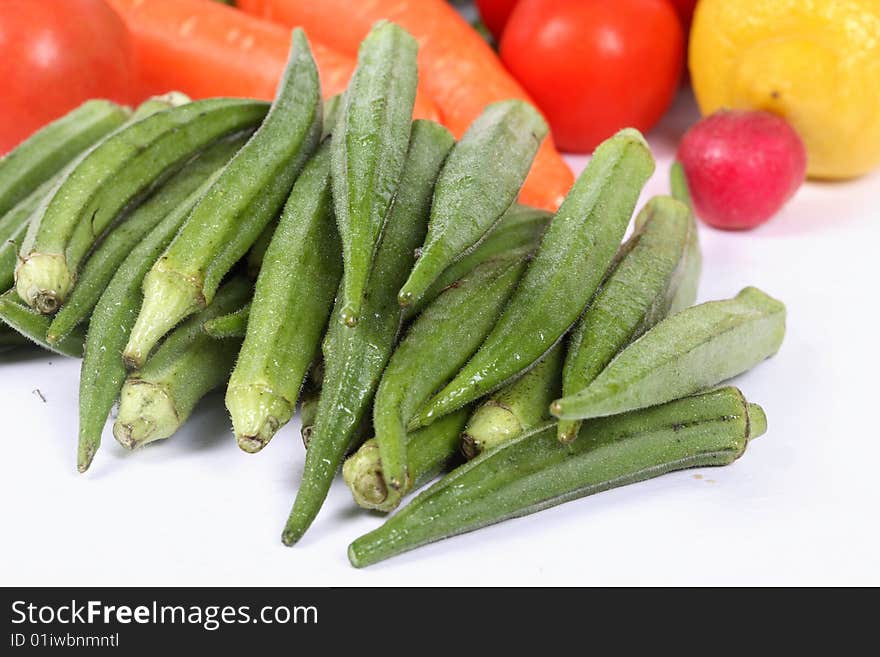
left=551, top=287, right=786, bottom=421
left=123, top=30, right=321, bottom=369
left=282, top=119, right=454, bottom=546
left=331, top=21, right=419, bottom=327
left=403, top=203, right=550, bottom=320
left=664, top=161, right=702, bottom=315
left=1, top=96, right=189, bottom=293
left=0, top=290, right=85, bottom=357
left=77, top=173, right=222, bottom=473
left=411, top=129, right=655, bottom=429
left=374, top=256, right=528, bottom=492
left=462, top=343, right=563, bottom=459
left=226, top=142, right=342, bottom=453
left=557, top=195, right=693, bottom=443
left=349, top=387, right=767, bottom=567
left=203, top=303, right=251, bottom=339
left=321, top=93, right=342, bottom=141
left=0, top=100, right=130, bottom=217
left=398, top=100, right=548, bottom=310
left=114, top=278, right=250, bottom=450
left=344, top=408, right=470, bottom=512
left=299, top=360, right=325, bottom=447
left=0, top=174, right=67, bottom=293
left=244, top=95, right=341, bottom=282
left=46, top=134, right=248, bottom=345
left=16, top=97, right=267, bottom=315
left=299, top=386, right=320, bottom=449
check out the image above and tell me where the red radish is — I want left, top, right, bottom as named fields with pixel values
left=677, top=110, right=807, bottom=230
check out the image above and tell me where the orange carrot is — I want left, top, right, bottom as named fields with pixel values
left=105, top=0, right=438, bottom=120
left=237, top=0, right=573, bottom=210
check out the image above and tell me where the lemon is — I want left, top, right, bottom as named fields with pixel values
left=689, top=0, right=880, bottom=179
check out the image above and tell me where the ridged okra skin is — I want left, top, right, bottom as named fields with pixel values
left=654, top=161, right=701, bottom=315
left=410, top=129, right=655, bottom=428
left=76, top=166, right=232, bottom=473
left=462, top=343, right=563, bottom=458
left=0, top=99, right=130, bottom=217
left=558, top=195, right=694, bottom=442
left=552, top=287, right=786, bottom=421
left=398, top=100, right=548, bottom=310
left=113, top=278, right=251, bottom=450
left=403, top=203, right=550, bottom=321
left=373, top=256, right=528, bottom=492
left=344, top=408, right=470, bottom=512
left=203, top=303, right=251, bottom=340
left=16, top=97, right=267, bottom=314
left=225, top=142, right=342, bottom=453
left=47, top=134, right=251, bottom=345
left=331, top=21, right=419, bottom=327
left=124, top=29, right=322, bottom=368
left=349, top=387, right=766, bottom=567
left=281, top=119, right=454, bottom=546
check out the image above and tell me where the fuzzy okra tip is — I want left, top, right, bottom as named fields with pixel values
left=123, top=28, right=322, bottom=369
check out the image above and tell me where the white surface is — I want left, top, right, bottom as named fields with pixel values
left=2, top=91, right=878, bottom=586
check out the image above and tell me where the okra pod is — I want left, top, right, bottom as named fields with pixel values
left=240, top=95, right=341, bottom=281
left=398, top=100, right=548, bottom=310
left=114, top=278, right=250, bottom=450
left=0, top=291, right=85, bottom=357
left=374, top=256, right=528, bottom=492
left=203, top=303, right=251, bottom=340
left=0, top=100, right=130, bottom=217
left=226, top=142, right=342, bottom=453
left=0, top=175, right=66, bottom=292
left=321, top=94, right=342, bottom=141
left=299, top=361, right=325, bottom=448
left=552, top=287, right=786, bottom=421
left=349, top=387, right=766, bottom=567
left=77, top=172, right=223, bottom=472
left=16, top=97, right=267, bottom=314
left=557, top=196, right=693, bottom=442
left=344, top=408, right=470, bottom=512
left=124, top=30, right=322, bottom=368
left=462, top=343, right=563, bottom=458
left=331, top=21, right=419, bottom=327
left=47, top=135, right=249, bottom=345
left=664, top=162, right=702, bottom=314
left=411, top=129, right=655, bottom=428
left=282, top=119, right=454, bottom=546
left=299, top=387, right=320, bottom=449
left=403, top=204, right=550, bottom=320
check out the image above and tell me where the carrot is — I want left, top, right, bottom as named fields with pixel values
left=237, top=0, right=573, bottom=210
left=105, top=0, right=439, bottom=120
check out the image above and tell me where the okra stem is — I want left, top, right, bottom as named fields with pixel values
left=114, top=278, right=250, bottom=450
left=461, top=344, right=562, bottom=459
left=343, top=408, right=469, bottom=512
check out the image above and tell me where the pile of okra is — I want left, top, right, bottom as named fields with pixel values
left=0, top=24, right=785, bottom=567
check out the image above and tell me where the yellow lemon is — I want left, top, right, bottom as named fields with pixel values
left=689, top=0, right=880, bottom=179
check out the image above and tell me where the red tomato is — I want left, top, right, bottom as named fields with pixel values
left=0, top=0, right=134, bottom=153
left=475, top=0, right=519, bottom=42
left=500, top=0, right=684, bottom=153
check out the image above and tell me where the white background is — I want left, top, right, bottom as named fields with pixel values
left=1, top=91, right=878, bottom=586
